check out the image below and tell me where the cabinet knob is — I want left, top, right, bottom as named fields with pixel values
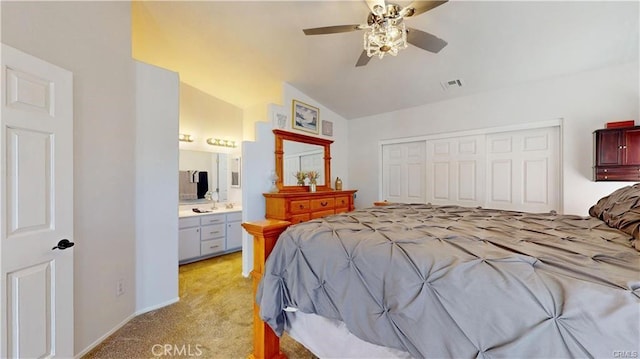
left=604, top=169, right=608, bottom=172
left=320, top=201, right=328, bottom=207
left=604, top=176, right=608, bottom=179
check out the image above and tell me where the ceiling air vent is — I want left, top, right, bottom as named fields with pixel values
left=440, top=79, right=463, bottom=91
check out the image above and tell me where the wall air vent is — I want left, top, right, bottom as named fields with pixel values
left=440, top=79, right=463, bottom=91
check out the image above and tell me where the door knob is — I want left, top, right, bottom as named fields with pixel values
left=52, top=239, right=75, bottom=250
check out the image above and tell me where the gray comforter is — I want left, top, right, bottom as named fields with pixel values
left=257, top=204, right=640, bottom=358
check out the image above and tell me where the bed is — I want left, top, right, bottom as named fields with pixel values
left=244, top=184, right=640, bottom=358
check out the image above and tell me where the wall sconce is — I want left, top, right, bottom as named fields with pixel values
left=207, top=138, right=236, bottom=148
left=178, top=134, right=194, bottom=142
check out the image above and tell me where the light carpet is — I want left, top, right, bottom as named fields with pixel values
left=83, top=252, right=314, bottom=358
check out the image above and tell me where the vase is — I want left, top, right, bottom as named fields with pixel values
left=309, top=183, right=316, bottom=192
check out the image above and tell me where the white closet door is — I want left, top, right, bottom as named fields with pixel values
left=426, top=135, right=485, bottom=207
left=382, top=141, right=425, bottom=203
left=486, top=127, right=560, bottom=212
left=283, top=155, right=300, bottom=185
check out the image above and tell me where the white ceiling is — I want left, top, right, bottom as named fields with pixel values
left=136, top=1, right=639, bottom=119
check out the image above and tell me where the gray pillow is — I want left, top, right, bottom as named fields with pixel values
left=589, top=184, right=640, bottom=241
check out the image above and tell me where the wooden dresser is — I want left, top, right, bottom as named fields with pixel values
left=594, top=126, right=640, bottom=181
left=264, top=190, right=357, bottom=224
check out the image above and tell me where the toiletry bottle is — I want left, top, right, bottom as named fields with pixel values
left=335, top=177, right=342, bottom=191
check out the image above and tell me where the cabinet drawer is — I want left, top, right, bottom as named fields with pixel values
left=310, top=198, right=335, bottom=211
left=290, top=214, right=310, bottom=224
left=311, top=209, right=335, bottom=219
left=201, top=238, right=225, bottom=256
left=226, top=211, right=242, bottom=222
left=290, top=200, right=310, bottom=214
left=179, top=217, right=200, bottom=229
left=595, top=167, right=640, bottom=181
left=335, top=196, right=349, bottom=208
left=201, top=224, right=225, bottom=240
left=200, top=214, right=225, bottom=226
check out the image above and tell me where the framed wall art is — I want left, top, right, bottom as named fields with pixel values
left=292, top=99, right=319, bottom=134
left=321, top=120, right=333, bottom=136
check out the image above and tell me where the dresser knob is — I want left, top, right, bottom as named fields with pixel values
left=320, top=201, right=328, bottom=207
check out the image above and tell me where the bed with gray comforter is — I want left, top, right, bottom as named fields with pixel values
left=258, top=186, right=640, bottom=358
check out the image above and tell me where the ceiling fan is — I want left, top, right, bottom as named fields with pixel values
left=303, top=0, right=448, bottom=67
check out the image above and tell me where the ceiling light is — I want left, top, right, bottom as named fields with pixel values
left=364, top=22, right=407, bottom=59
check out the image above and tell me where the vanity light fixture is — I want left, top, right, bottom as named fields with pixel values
left=206, top=138, right=236, bottom=148
left=178, top=133, right=194, bottom=142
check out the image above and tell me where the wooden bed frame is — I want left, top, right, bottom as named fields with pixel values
left=241, top=219, right=292, bottom=359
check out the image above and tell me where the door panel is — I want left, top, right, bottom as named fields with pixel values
left=1, top=44, right=74, bottom=358
left=382, top=142, right=425, bottom=203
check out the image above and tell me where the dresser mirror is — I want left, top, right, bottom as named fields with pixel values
left=274, top=129, right=332, bottom=192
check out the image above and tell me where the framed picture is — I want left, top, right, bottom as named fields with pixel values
left=292, top=100, right=319, bottom=134
left=272, top=111, right=287, bottom=129
left=322, top=120, right=333, bottom=136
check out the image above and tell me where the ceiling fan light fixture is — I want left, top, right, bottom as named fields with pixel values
left=364, top=22, right=407, bottom=59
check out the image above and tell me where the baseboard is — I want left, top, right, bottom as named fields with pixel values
left=135, top=296, right=180, bottom=316
left=74, top=297, right=180, bottom=358
left=74, top=313, right=136, bottom=359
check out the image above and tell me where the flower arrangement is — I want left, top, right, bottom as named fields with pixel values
left=306, top=170, right=319, bottom=185
left=294, top=171, right=307, bottom=185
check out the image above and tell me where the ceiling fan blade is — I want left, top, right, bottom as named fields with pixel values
left=365, top=0, right=387, bottom=16
left=355, top=50, right=372, bottom=67
left=303, top=25, right=362, bottom=35
left=402, top=0, right=448, bottom=18
left=406, top=27, right=447, bottom=53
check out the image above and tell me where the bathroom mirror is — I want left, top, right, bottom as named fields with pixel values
left=179, top=150, right=228, bottom=203
left=274, top=129, right=332, bottom=192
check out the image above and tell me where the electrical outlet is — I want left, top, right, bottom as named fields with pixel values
left=116, top=278, right=125, bottom=296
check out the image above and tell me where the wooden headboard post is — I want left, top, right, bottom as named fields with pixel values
left=241, top=219, right=292, bottom=359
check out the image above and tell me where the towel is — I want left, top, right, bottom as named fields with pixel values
left=189, top=170, right=199, bottom=183
left=179, top=171, right=197, bottom=200
left=197, top=171, right=208, bottom=199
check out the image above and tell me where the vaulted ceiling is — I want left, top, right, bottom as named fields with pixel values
left=132, top=1, right=639, bottom=119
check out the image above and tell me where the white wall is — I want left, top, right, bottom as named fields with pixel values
left=348, top=61, right=640, bottom=215
left=1, top=1, right=137, bottom=355
left=135, top=61, right=180, bottom=314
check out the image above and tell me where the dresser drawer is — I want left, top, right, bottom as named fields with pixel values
left=335, top=196, right=349, bottom=208
left=595, top=167, right=640, bottom=181
left=201, top=224, right=225, bottom=240
left=290, top=214, right=310, bottom=224
left=310, top=198, right=335, bottom=211
left=311, top=209, right=335, bottom=219
left=201, top=238, right=225, bottom=256
left=200, top=214, right=225, bottom=226
left=290, top=200, right=310, bottom=214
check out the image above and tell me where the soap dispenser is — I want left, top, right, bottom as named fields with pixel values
left=335, top=177, right=343, bottom=191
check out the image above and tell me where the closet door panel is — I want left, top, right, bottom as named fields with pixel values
left=382, top=142, right=425, bottom=203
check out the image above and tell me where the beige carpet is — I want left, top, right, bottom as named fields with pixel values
left=83, top=252, right=315, bottom=358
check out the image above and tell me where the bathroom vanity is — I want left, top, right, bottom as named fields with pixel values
left=178, top=206, right=243, bottom=264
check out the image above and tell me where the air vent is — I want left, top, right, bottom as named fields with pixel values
left=440, top=79, right=463, bottom=91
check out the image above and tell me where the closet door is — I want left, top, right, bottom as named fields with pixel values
left=426, top=135, right=485, bottom=207
left=382, top=142, right=425, bottom=203
left=485, top=127, right=560, bottom=212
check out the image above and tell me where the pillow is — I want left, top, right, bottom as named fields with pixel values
left=589, top=184, right=640, bottom=241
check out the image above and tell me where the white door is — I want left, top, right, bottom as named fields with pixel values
left=485, top=126, right=560, bottom=212
left=1, top=44, right=74, bottom=358
left=426, top=135, right=485, bottom=207
left=382, top=141, right=425, bottom=203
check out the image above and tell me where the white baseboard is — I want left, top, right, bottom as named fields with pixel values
left=135, top=296, right=180, bottom=316
left=74, top=313, right=136, bottom=359
left=74, top=297, right=180, bottom=358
